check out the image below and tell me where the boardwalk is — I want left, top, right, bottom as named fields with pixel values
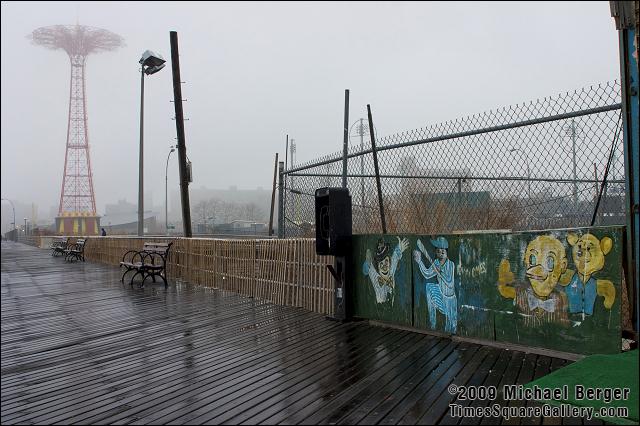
left=1, top=241, right=595, bottom=425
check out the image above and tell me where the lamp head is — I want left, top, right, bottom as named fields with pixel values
left=144, top=63, right=165, bottom=75
left=139, top=50, right=165, bottom=67
left=140, top=50, right=166, bottom=75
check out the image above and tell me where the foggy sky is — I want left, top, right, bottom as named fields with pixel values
left=0, top=1, right=620, bottom=229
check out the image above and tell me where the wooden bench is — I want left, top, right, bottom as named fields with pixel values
left=64, top=238, right=86, bottom=262
left=119, top=242, right=173, bottom=287
left=50, top=237, right=71, bottom=257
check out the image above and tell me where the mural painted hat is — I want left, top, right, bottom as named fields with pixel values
left=430, top=236, right=449, bottom=249
left=375, top=238, right=389, bottom=261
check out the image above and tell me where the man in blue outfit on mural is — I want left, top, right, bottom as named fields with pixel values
left=414, top=236, right=457, bottom=334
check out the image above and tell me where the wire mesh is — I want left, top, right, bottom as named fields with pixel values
left=281, top=81, right=625, bottom=237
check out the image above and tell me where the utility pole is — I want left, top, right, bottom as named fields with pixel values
left=170, top=31, right=192, bottom=237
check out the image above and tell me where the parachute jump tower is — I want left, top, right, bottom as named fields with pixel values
left=29, top=25, right=123, bottom=235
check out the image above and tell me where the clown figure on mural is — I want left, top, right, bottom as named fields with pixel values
left=497, top=235, right=570, bottom=327
left=363, top=237, right=410, bottom=305
left=414, top=237, right=457, bottom=334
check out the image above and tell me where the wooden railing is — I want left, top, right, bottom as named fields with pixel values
left=83, top=236, right=335, bottom=315
left=17, top=235, right=41, bottom=247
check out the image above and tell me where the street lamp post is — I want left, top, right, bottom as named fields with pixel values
left=138, top=50, right=166, bottom=237
left=166, top=146, right=176, bottom=235
left=508, top=148, right=532, bottom=200
left=24, top=218, right=28, bottom=237
left=1, top=198, right=16, bottom=241
left=564, top=119, right=579, bottom=212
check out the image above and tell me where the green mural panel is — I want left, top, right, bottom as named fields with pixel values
left=412, top=233, right=500, bottom=339
left=350, top=234, right=413, bottom=326
left=453, top=234, right=501, bottom=340
left=492, top=227, right=623, bottom=355
left=351, top=225, right=624, bottom=355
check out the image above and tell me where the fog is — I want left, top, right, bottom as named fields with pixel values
left=0, top=1, right=619, bottom=231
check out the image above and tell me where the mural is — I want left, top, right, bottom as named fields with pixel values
left=414, top=237, right=457, bottom=333
left=497, top=235, right=571, bottom=327
left=350, top=226, right=623, bottom=354
left=351, top=235, right=412, bottom=325
left=363, top=237, right=410, bottom=304
left=455, top=237, right=494, bottom=340
left=562, top=233, right=616, bottom=318
left=493, top=228, right=622, bottom=354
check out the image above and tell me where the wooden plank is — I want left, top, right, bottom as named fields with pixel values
left=520, top=355, right=552, bottom=426
left=336, top=337, right=450, bottom=425
left=164, top=325, right=405, bottom=425
left=276, top=332, right=428, bottom=425
left=318, top=336, right=443, bottom=425
left=438, top=347, right=503, bottom=425
left=479, top=351, right=526, bottom=425
left=501, top=352, right=538, bottom=426
left=457, top=349, right=515, bottom=426
left=397, top=344, right=485, bottom=424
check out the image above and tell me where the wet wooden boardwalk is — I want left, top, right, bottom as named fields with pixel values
left=1, top=241, right=598, bottom=425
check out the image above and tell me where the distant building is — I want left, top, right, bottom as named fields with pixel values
left=102, top=199, right=162, bottom=234
left=105, top=216, right=160, bottom=235
left=105, top=199, right=137, bottom=216
left=398, top=156, right=472, bottom=195
left=212, top=220, right=268, bottom=236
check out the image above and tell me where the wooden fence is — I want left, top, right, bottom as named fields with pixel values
left=83, top=236, right=335, bottom=316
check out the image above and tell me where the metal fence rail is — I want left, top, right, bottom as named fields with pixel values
left=280, top=81, right=625, bottom=236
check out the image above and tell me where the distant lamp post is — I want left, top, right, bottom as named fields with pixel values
left=349, top=118, right=377, bottom=211
left=563, top=119, right=580, bottom=211
left=508, top=147, right=532, bottom=200
left=23, top=218, right=28, bottom=236
left=1, top=198, right=16, bottom=241
left=166, top=145, right=176, bottom=235
left=138, top=50, right=166, bottom=237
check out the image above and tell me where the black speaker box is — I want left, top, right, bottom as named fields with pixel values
left=315, top=187, right=352, bottom=256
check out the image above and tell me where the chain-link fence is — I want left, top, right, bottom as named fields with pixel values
left=280, top=81, right=625, bottom=237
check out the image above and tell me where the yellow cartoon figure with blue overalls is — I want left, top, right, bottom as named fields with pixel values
left=560, top=233, right=616, bottom=318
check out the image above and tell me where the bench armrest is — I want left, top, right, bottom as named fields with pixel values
left=121, top=249, right=145, bottom=265
left=141, top=251, right=167, bottom=267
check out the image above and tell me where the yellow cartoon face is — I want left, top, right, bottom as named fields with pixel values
left=523, top=235, right=568, bottom=298
left=567, top=233, right=612, bottom=281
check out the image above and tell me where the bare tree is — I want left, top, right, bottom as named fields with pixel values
left=194, top=199, right=219, bottom=227
left=244, top=202, right=263, bottom=221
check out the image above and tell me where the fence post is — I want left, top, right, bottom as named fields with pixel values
left=367, top=104, right=386, bottom=234
left=610, top=1, right=639, bottom=333
left=278, top=161, right=285, bottom=238
left=342, top=89, right=350, bottom=188
left=269, top=153, right=278, bottom=236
